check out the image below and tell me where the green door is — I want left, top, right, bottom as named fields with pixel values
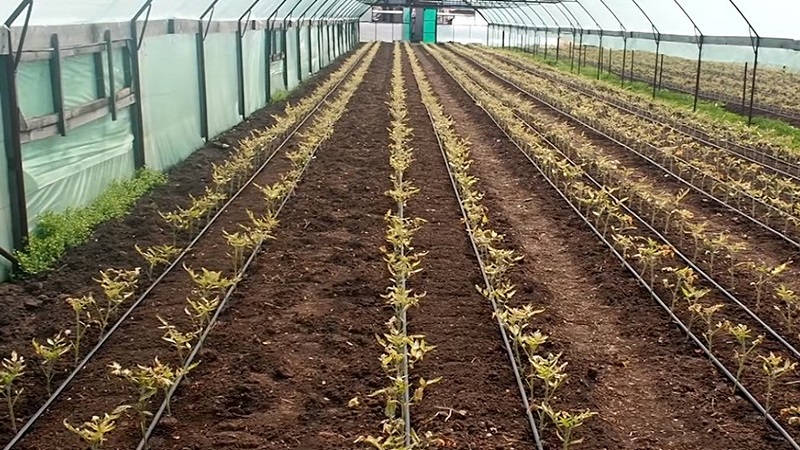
left=402, top=8, right=411, bottom=41
left=422, top=8, right=437, bottom=43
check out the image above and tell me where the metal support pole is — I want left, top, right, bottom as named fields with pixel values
left=569, top=40, right=574, bottom=71
left=235, top=26, right=246, bottom=117
left=652, top=40, right=660, bottom=98
left=307, top=25, right=313, bottom=75
left=0, top=46, right=28, bottom=255
left=742, top=61, right=748, bottom=110
left=555, top=32, right=560, bottom=62
left=105, top=30, right=118, bottom=121
left=749, top=45, right=759, bottom=125
left=2, top=0, right=34, bottom=255
left=630, top=49, right=635, bottom=82
left=693, top=41, right=702, bottom=111
left=621, top=40, right=627, bottom=87
left=658, top=53, right=664, bottom=90
left=129, top=0, right=153, bottom=170
left=295, top=25, right=302, bottom=82
left=50, top=34, right=66, bottom=137
left=596, top=33, right=603, bottom=79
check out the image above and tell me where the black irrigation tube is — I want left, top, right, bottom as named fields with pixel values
left=424, top=44, right=800, bottom=450
left=2, top=43, right=371, bottom=450
left=438, top=45, right=800, bottom=363
left=135, top=44, right=378, bottom=450
left=450, top=47, right=800, bottom=252
left=406, top=45, right=544, bottom=450
left=491, top=49, right=800, bottom=181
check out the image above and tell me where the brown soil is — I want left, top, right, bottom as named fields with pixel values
left=415, top=44, right=792, bottom=450
left=401, top=51, right=532, bottom=448
left=149, top=43, right=536, bottom=450
left=2, top=40, right=799, bottom=450
left=0, top=49, right=357, bottom=447
left=147, top=43, right=396, bottom=450
left=444, top=47, right=800, bottom=346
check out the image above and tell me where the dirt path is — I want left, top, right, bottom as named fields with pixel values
left=15, top=49, right=372, bottom=450
left=440, top=46, right=800, bottom=353
left=147, top=43, right=393, bottom=450
left=415, top=44, right=787, bottom=450
left=401, top=48, right=533, bottom=448
left=0, top=48, right=355, bottom=444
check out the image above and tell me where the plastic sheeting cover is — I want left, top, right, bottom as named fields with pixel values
left=205, top=33, right=242, bottom=138
left=140, top=34, right=204, bottom=171
left=14, top=49, right=135, bottom=230
left=474, top=0, right=800, bottom=41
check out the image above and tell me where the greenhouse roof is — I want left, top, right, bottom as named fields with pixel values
left=476, top=1, right=798, bottom=41
left=2, top=0, right=799, bottom=52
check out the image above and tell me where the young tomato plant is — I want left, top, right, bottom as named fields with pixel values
left=0, top=352, right=26, bottom=432
left=725, top=322, right=764, bottom=390
left=157, top=316, right=197, bottom=364
left=541, top=404, right=598, bottom=450
left=135, top=244, right=181, bottom=279
left=63, top=405, right=131, bottom=450
left=66, top=294, right=95, bottom=364
left=93, top=268, right=141, bottom=333
left=759, top=352, right=797, bottom=412
left=32, top=332, right=71, bottom=394
left=109, top=358, right=198, bottom=436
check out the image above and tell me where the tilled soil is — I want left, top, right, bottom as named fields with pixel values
left=401, top=50, right=532, bottom=448
left=2, top=49, right=359, bottom=448
left=1, top=41, right=799, bottom=450
left=150, top=43, right=395, bottom=450
left=437, top=44, right=800, bottom=424
left=415, top=44, right=791, bottom=450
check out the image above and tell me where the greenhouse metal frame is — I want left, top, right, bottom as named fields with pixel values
left=0, top=0, right=370, bottom=278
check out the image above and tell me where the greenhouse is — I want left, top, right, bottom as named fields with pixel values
left=1, top=0, right=800, bottom=449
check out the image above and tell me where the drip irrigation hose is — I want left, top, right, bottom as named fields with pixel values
left=492, top=49, right=800, bottom=181
left=440, top=45, right=800, bottom=362
left=2, top=43, right=371, bottom=450
left=135, top=44, right=378, bottom=450
left=406, top=44, right=544, bottom=450
left=427, top=44, right=800, bottom=450
left=451, top=46, right=800, bottom=252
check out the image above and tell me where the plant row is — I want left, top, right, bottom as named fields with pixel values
left=428, top=43, right=800, bottom=438
left=438, top=46, right=799, bottom=336
left=573, top=44, right=800, bottom=120
left=491, top=46, right=800, bottom=166
left=414, top=44, right=596, bottom=450
left=358, top=42, right=438, bottom=450
left=455, top=46, right=800, bottom=245
left=0, top=43, right=379, bottom=449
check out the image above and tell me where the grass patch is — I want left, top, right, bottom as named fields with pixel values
left=506, top=47, right=800, bottom=150
left=15, top=168, right=167, bottom=275
left=270, top=89, right=290, bottom=103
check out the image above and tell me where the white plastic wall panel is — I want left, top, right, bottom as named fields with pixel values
left=22, top=109, right=135, bottom=230
left=14, top=50, right=136, bottom=229
left=299, top=26, right=310, bottom=79
left=310, top=26, right=320, bottom=73
left=205, top=33, right=241, bottom=138
left=140, top=34, right=204, bottom=171
left=244, top=31, right=268, bottom=116
left=270, top=60, right=284, bottom=95
left=286, top=28, right=300, bottom=90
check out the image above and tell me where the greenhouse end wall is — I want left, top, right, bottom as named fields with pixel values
left=0, top=21, right=357, bottom=281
